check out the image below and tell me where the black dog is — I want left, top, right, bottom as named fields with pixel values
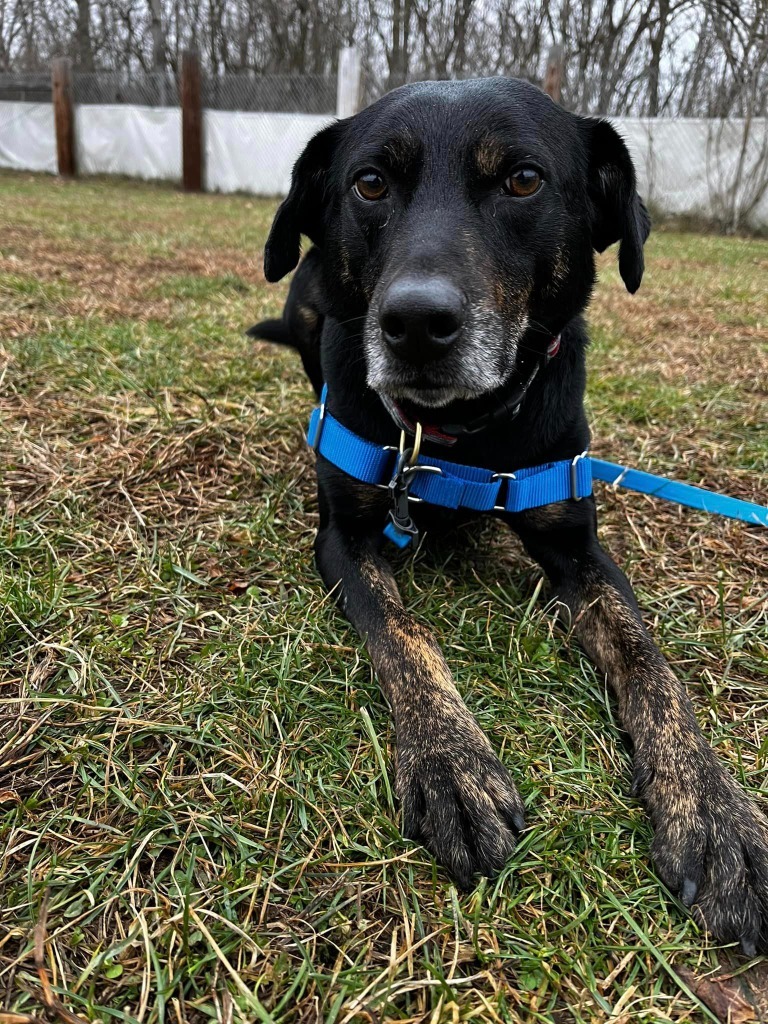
left=251, top=78, right=768, bottom=954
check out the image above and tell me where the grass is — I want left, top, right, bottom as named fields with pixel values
left=0, top=170, right=767, bottom=1023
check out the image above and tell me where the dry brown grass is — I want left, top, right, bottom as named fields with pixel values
left=1, top=172, right=767, bottom=1023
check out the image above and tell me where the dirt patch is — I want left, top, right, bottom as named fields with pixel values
left=591, top=290, right=768, bottom=390
left=0, top=222, right=266, bottom=335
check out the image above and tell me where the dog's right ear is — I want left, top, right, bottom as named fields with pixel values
left=264, top=121, right=346, bottom=283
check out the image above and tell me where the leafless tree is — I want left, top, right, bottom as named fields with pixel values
left=148, top=0, right=164, bottom=70
left=700, top=0, right=768, bottom=230
left=0, top=0, right=765, bottom=123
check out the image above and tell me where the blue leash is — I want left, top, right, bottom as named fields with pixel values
left=307, top=386, right=768, bottom=547
left=589, top=458, right=768, bottom=527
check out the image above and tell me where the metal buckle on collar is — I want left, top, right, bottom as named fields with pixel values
left=571, top=450, right=589, bottom=501
left=384, top=423, right=443, bottom=547
left=388, top=450, right=444, bottom=509
left=492, top=471, right=516, bottom=512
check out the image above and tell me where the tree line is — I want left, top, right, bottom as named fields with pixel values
left=0, top=0, right=765, bottom=116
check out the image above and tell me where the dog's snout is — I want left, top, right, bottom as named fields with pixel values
left=379, top=277, right=465, bottom=363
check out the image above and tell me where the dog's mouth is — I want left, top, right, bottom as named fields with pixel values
left=380, top=373, right=523, bottom=438
left=370, top=353, right=517, bottom=410
left=382, top=380, right=491, bottom=409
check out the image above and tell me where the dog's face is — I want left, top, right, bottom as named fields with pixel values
left=264, top=78, right=650, bottom=409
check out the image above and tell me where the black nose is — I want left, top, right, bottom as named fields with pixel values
left=379, top=276, right=464, bottom=363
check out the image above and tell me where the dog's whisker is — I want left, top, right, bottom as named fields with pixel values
left=333, top=314, right=368, bottom=329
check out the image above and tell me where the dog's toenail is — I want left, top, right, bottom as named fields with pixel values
left=681, top=878, right=697, bottom=906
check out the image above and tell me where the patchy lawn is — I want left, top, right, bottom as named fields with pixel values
left=1, top=170, right=767, bottom=1023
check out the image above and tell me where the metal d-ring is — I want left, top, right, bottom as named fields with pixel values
left=311, top=395, right=327, bottom=452
left=492, top=471, right=516, bottom=512
left=376, top=423, right=443, bottom=499
left=397, top=421, right=424, bottom=467
left=410, top=421, right=423, bottom=465
left=570, top=450, right=589, bottom=500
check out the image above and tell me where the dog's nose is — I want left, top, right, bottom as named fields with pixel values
left=379, top=277, right=464, bottom=362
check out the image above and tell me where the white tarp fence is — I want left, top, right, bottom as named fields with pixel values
left=0, top=101, right=57, bottom=173
left=204, top=110, right=332, bottom=195
left=76, top=104, right=182, bottom=180
left=1, top=100, right=767, bottom=227
left=616, top=117, right=768, bottom=229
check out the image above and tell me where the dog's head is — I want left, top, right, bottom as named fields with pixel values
left=264, top=78, right=650, bottom=409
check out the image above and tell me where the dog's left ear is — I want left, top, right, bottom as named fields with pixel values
left=584, top=118, right=651, bottom=294
left=264, top=120, right=346, bottom=283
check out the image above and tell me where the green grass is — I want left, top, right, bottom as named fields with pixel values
left=1, top=171, right=767, bottom=1023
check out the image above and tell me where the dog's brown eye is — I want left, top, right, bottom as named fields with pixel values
left=503, top=168, right=542, bottom=197
left=353, top=172, right=388, bottom=202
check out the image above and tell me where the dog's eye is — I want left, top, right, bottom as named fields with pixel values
left=502, top=168, right=542, bottom=197
left=353, top=172, right=388, bottom=202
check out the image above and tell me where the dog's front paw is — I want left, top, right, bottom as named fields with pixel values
left=637, top=751, right=768, bottom=954
left=395, top=713, right=525, bottom=889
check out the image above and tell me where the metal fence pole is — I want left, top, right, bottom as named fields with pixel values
left=336, top=47, right=361, bottom=118
left=52, top=58, right=76, bottom=177
left=181, top=50, right=203, bottom=191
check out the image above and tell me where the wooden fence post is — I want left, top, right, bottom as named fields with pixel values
left=52, top=58, right=76, bottom=177
left=543, top=45, right=564, bottom=103
left=181, top=49, right=203, bottom=191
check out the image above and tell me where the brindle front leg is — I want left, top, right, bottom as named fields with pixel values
left=315, top=505, right=525, bottom=887
left=514, top=500, right=768, bottom=954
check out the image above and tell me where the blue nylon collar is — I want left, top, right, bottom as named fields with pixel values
left=307, top=385, right=768, bottom=539
left=307, top=386, right=592, bottom=519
